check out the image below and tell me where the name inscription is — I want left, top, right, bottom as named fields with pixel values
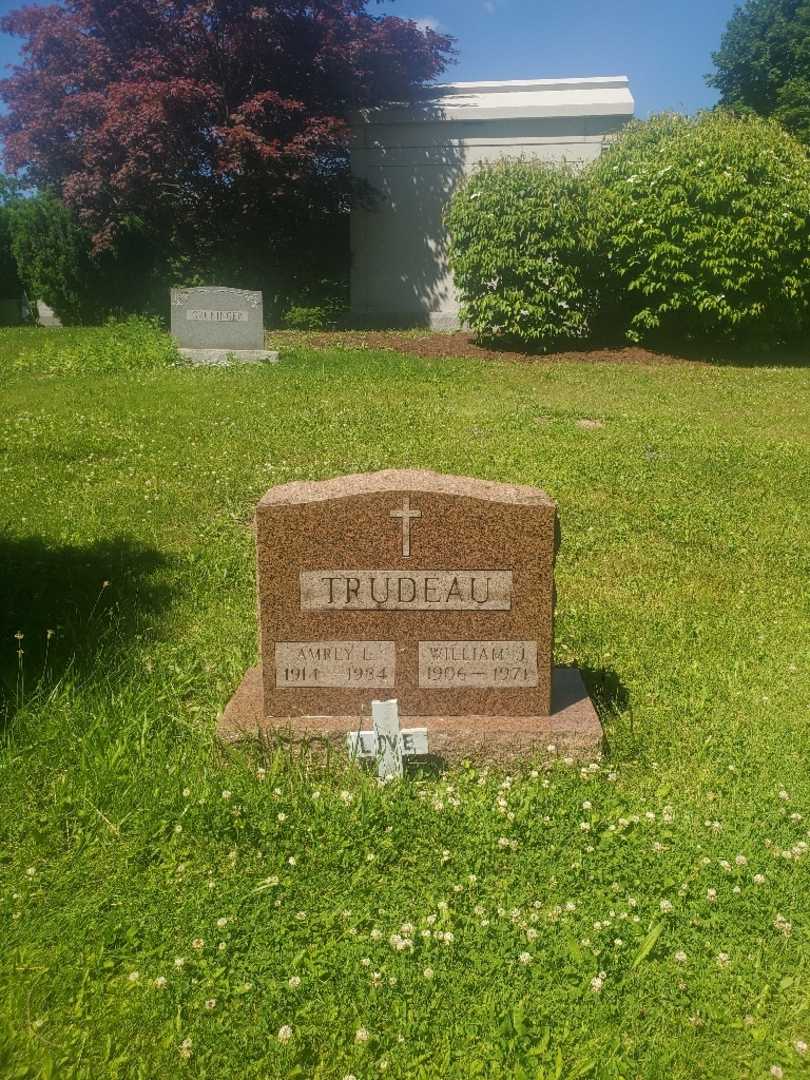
left=275, top=641, right=395, bottom=688
left=299, top=570, right=512, bottom=611
left=419, top=640, right=538, bottom=688
left=186, top=309, right=249, bottom=322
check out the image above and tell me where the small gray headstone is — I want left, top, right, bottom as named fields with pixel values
left=170, top=286, right=278, bottom=364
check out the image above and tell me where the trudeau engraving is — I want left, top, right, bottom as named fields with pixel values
left=275, top=641, right=395, bottom=688
left=299, top=570, right=512, bottom=610
left=418, top=641, right=538, bottom=688
left=390, top=496, right=421, bottom=557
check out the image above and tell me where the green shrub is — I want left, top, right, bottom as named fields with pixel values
left=7, top=193, right=95, bottom=324
left=282, top=303, right=341, bottom=331
left=588, top=111, right=810, bottom=345
left=445, top=160, right=597, bottom=346
left=5, top=317, right=179, bottom=375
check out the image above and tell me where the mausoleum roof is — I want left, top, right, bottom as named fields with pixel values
left=356, top=76, right=634, bottom=125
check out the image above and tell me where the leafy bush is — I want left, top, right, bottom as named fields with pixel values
left=283, top=303, right=343, bottom=331
left=8, top=193, right=169, bottom=324
left=588, top=111, right=810, bottom=345
left=5, top=317, right=179, bottom=375
left=445, top=160, right=597, bottom=346
left=7, top=193, right=95, bottom=323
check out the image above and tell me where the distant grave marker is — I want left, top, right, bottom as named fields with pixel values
left=170, top=286, right=278, bottom=365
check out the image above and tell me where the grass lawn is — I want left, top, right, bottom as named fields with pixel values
left=1, top=327, right=809, bottom=1079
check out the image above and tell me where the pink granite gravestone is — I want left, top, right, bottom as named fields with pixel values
left=220, top=470, right=601, bottom=761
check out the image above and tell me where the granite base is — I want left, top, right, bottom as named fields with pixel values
left=179, top=348, right=279, bottom=365
left=218, top=665, right=603, bottom=764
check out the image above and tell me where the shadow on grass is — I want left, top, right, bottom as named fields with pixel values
left=0, top=533, right=172, bottom=724
left=580, top=665, right=630, bottom=716
left=580, top=664, right=638, bottom=759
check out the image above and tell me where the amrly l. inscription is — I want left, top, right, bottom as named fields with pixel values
left=275, top=640, right=395, bottom=688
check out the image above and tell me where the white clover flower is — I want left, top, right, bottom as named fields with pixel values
left=770, top=1067, right=783, bottom=1079
left=174, top=957, right=186, bottom=968
left=288, top=857, right=296, bottom=866
left=582, top=801, right=592, bottom=811
left=716, top=952, right=730, bottom=967
left=288, top=975, right=301, bottom=989
left=355, top=1026, right=369, bottom=1044
left=590, top=972, right=606, bottom=992
left=205, top=998, right=216, bottom=1010
left=526, top=928, right=538, bottom=941
left=707, top=888, right=717, bottom=903
left=127, top=971, right=140, bottom=983
left=277, top=812, right=287, bottom=823
left=339, top=790, right=354, bottom=805
left=498, top=837, right=510, bottom=848
left=754, top=873, right=766, bottom=885
left=182, top=787, right=191, bottom=798
left=277, top=1024, right=293, bottom=1043
left=221, top=790, right=232, bottom=801
left=660, top=900, right=673, bottom=914
left=179, top=1037, right=193, bottom=1059
left=579, top=822, right=591, bottom=832
left=423, top=967, right=434, bottom=979
left=774, top=914, right=792, bottom=936
left=518, top=952, right=532, bottom=965
left=216, top=917, right=228, bottom=928
left=794, top=1040, right=808, bottom=1055
left=153, top=975, right=167, bottom=988
left=735, top=854, right=748, bottom=866
left=779, top=789, right=790, bottom=801
left=191, top=938, right=204, bottom=950
left=674, top=950, right=687, bottom=963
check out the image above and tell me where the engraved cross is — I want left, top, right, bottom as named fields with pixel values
left=390, top=496, right=421, bottom=558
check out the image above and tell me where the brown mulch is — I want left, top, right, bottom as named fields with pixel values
left=266, top=330, right=702, bottom=366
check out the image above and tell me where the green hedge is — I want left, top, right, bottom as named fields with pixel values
left=445, top=160, right=597, bottom=345
left=590, top=111, right=810, bottom=345
left=445, top=111, right=810, bottom=348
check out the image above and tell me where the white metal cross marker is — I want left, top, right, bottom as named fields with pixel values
left=346, top=699, right=429, bottom=778
left=390, top=496, right=421, bottom=558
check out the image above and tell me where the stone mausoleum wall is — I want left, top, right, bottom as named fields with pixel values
left=350, top=76, right=634, bottom=330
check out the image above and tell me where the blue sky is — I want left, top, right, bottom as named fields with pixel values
left=0, top=0, right=737, bottom=117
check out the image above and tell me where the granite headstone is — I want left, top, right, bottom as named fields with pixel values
left=220, top=469, right=601, bottom=761
left=170, top=286, right=278, bottom=364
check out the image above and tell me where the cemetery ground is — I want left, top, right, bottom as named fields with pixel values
left=1, top=324, right=809, bottom=1080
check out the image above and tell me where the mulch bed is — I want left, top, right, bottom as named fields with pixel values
left=266, top=330, right=705, bottom=366
left=267, top=330, right=810, bottom=367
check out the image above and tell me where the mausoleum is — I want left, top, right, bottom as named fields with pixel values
left=350, top=75, right=634, bottom=329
